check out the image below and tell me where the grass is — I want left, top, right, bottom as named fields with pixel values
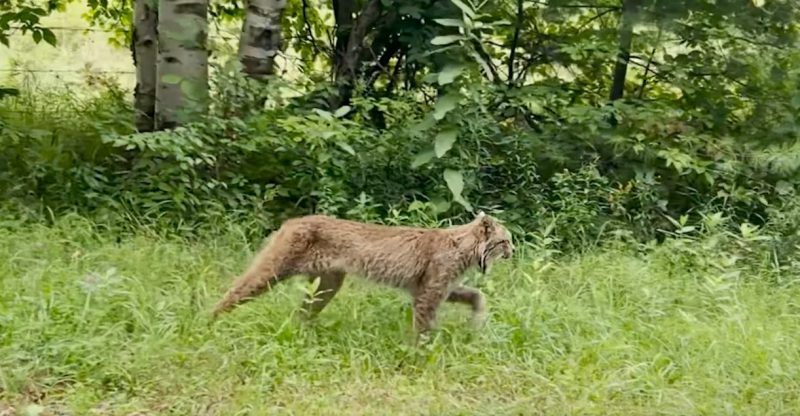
left=1, top=214, right=799, bottom=415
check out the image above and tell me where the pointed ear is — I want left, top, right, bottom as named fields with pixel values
left=474, top=211, right=493, bottom=234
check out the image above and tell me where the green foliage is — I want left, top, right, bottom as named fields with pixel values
left=0, top=2, right=59, bottom=48
left=2, top=0, right=800, bottom=251
left=0, top=0, right=61, bottom=98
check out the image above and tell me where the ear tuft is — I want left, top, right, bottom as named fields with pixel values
left=475, top=211, right=493, bottom=234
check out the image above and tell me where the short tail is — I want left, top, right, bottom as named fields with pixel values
left=211, top=280, right=250, bottom=318
left=211, top=234, right=289, bottom=319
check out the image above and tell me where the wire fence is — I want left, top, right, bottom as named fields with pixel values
left=1, top=25, right=241, bottom=83
left=1, top=25, right=218, bottom=120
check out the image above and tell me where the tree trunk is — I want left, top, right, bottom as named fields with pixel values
left=132, top=0, right=158, bottom=132
left=609, top=0, right=637, bottom=101
left=329, top=0, right=382, bottom=109
left=507, top=0, right=523, bottom=86
left=155, top=0, right=209, bottom=130
left=238, top=0, right=286, bottom=79
left=332, top=0, right=355, bottom=73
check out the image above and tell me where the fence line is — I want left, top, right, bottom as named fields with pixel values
left=2, top=25, right=236, bottom=78
left=0, top=69, right=135, bottom=74
left=9, top=26, right=112, bottom=32
left=2, top=25, right=307, bottom=81
left=8, top=25, right=240, bottom=38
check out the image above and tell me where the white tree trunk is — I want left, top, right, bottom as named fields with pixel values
left=156, top=0, right=209, bottom=129
left=238, top=0, right=286, bottom=79
left=132, top=0, right=158, bottom=132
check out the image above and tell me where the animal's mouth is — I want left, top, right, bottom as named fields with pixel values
left=479, top=242, right=501, bottom=274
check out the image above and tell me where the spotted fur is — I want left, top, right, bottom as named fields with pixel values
left=212, top=211, right=514, bottom=335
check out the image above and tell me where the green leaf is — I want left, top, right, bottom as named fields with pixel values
left=32, top=30, right=42, bottom=43
left=161, top=74, right=183, bottom=84
left=434, top=128, right=458, bottom=157
left=433, top=93, right=459, bottom=120
left=336, top=141, right=356, bottom=156
left=433, top=18, right=464, bottom=27
left=312, top=108, right=333, bottom=120
left=437, top=64, right=464, bottom=85
left=776, top=180, right=794, bottom=195
left=333, top=105, right=351, bottom=118
left=431, top=35, right=463, bottom=46
left=180, top=79, right=206, bottom=101
left=791, top=93, right=800, bottom=110
left=0, top=87, right=19, bottom=99
left=454, top=193, right=472, bottom=211
left=449, top=0, right=476, bottom=19
left=421, top=45, right=462, bottom=58
left=444, top=169, right=472, bottom=210
left=42, top=28, right=56, bottom=46
left=411, top=148, right=435, bottom=168
left=431, top=196, right=451, bottom=213
left=468, top=50, right=494, bottom=82
left=409, top=115, right=436, bottom=136
left=422, top=72, right=439, bottom=83
left=443, top=169, right=464, bottom=198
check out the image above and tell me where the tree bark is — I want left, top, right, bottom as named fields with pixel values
left=329, top=0, right=382, bottom=109
left=132, top=0, right=158, bottom=132
left=332, top=0, right=355, bottom=71
left=155, top=0, right=209, bottom=129
left=609, top=0, right=637, bottom=101
left=238, top=0, right=286, bottom=79
left=507, top=0, right=523, bottom=87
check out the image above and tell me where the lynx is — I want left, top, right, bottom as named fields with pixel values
left=212, top=211, right=514, bottom=334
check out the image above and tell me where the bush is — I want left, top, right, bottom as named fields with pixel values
left=2, top=62, right=800, bottom=252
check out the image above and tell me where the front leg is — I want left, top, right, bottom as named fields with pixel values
left=446, top=285, right=487, bottom=326
left=412, top=272, right=452, bottom=336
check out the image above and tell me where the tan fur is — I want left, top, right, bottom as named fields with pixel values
left=212, top=211, right=514, bottom=335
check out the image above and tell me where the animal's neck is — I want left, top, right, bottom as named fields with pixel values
left=446, top=228, right=482, bottom=272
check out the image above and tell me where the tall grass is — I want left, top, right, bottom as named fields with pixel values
left=1, top=214, right=799, bottom=415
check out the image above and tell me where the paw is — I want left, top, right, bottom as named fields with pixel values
left=471, top=298, right=488, bottom=328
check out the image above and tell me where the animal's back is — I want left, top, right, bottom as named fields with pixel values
left=279, top=214, right=439, bottom=285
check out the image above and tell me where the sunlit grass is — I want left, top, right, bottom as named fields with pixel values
left=1, top=214, right=799, bottom=415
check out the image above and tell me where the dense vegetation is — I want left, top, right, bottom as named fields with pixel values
left=2, top=0, right=800, bottom=413
left=2, top=0, right=799, bottom=246
left=1, top=215, right=799, bottom=414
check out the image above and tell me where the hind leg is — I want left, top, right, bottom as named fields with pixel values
left=302, top=272, right=345, bottom=318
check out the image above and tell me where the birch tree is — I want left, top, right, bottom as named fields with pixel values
left=156, top=0, right=209, bottom=129
left=132, top=0, right=158, bottom=132
left=238, top=0, right=286, bottom=79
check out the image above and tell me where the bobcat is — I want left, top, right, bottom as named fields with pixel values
left=212, top=211, right=514, bottom=334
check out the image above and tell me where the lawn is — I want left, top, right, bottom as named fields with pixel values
left=1, top=215, right=799, bottom=415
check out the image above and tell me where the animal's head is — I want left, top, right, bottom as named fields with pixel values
left=472, top=211, right=514, bottom=274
